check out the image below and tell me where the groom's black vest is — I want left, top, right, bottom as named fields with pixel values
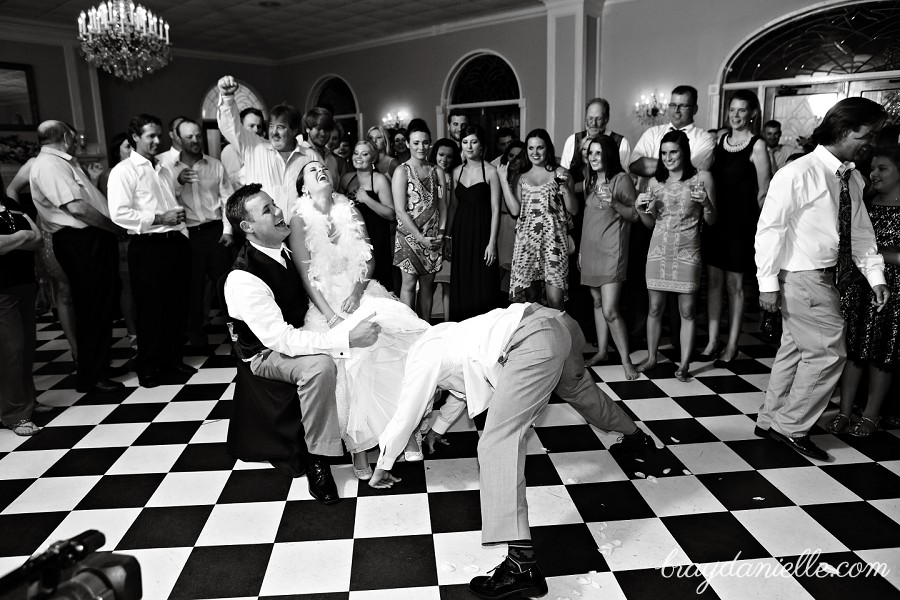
left=229, top=243, right=310, bottom=360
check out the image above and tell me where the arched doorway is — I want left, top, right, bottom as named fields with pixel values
left=719, top=1, right=900, bottom=148
left=442, top=52, right=524, bottom=162
left=308, top=75, right=361, bottom=145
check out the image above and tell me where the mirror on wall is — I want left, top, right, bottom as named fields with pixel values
left=0, top=63, right=39, bottom=130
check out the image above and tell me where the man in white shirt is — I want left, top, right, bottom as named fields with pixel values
left=630, top=85, right=716, bottom=181
left=223, top=183, right=381, bottom=504
left=369, top=303, right=654, bottom=599
left=107, top=113, right=192, bottom=389
left=762, top=120, right=801, bottom=174
left=217, top=75, right=321, bottom=216
left=156, top=115, right=187, bottom=168
left=29, top=120, right=125, bottom=394
left=754, top=97, right=890, bottom=461
left=560, top=98, right=631, bottom=172
left=169, top=118, right=234, bottom=346
left=220, top=107, right=264, bottom=188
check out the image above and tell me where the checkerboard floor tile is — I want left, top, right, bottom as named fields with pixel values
left=1, top=313, right=899, bottom=599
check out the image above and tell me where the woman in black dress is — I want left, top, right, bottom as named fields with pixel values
left=448, top=124, right=501, bottom=321
left=338, top=141, right=396, bottom=291
left=699, top=90, right=770, bottom=365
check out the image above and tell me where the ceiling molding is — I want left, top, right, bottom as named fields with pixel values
left=277, top=5, right=549, bottom=65
left=2, top=4, right=549, bottom=67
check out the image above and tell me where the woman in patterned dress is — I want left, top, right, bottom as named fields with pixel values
left=392, top=118, right=448, bottom=320
left=635, top=130, right=717, bottom=381
left=502, top=129, right=577, bottom=309
left=827, top=145, right=900, bottom=437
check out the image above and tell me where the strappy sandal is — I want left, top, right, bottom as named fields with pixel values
left=8, top=420, right=41, bottom=436
left=848, top=416, right=880, bottom=438
left=825, top=413, right=851, bottom=434
left=674, top=367, right=691, bottom=383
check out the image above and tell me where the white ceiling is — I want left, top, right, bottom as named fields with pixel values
left=0, top=0, right=546, bottom=61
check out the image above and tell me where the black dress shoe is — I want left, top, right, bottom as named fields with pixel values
left=609, top=429, right=658, bottom=457
left=469, top=557, right=548, bottom=599
left=769, top=430, right=829, bottom=461
left=76, top=379, right=126, bottom=393
left=306, top=458, right=340, bottom=505
left=753, top=426, right=770, bottom=439
left=138, top=374, right=161, bottom=389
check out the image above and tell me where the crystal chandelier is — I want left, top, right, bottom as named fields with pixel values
left=634, top=91, right=668, bottom=127
left=381, top=111, right=410, bottom=130
left=77, top=1, right=172, bottom=82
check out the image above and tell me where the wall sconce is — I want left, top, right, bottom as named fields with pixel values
left=382, top=110, right=410, bottom=130
left=634, top=91, right=668, bottom=126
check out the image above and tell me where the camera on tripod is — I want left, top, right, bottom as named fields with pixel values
left=0, top=530, right=141, bottom=600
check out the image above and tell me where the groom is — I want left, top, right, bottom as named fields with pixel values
left=223, top=183, right=381, bottom=504
left=370, top=303, right=654, bottom=598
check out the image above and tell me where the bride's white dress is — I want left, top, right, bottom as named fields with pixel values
left=295, top=197, right=430, bottom=453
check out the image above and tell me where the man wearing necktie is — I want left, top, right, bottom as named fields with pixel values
left=754, top=97, right=890, bottom=461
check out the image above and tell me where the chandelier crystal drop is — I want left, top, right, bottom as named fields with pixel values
left=77, top=1, right=172, bottom=82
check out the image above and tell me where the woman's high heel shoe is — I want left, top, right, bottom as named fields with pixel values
left=698, top=341, right=722, bottom=362
left=404, top=430, right=425, bottom=462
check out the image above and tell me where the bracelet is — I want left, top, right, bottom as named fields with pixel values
left=326, top=314, right=340, bottom=327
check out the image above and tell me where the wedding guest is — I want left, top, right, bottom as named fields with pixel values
left=217, top=75, right=321, bottom=216
left=755, top=98, right=889, bottom=461
left=0, top=186, right=44, bottom=435
left=220, top=107, right=264, bottom=188
left=827, top=145, right=900, bottom=437
left=392, top=118, right=447, bottom=320
left=635, top=130, right=716, bottom=382
left=366, top=126, right=400, bottom=178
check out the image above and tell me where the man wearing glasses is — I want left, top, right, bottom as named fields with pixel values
left=629, top=84, right=716, bottom=183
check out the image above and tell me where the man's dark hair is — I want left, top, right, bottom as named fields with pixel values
left=447, top=109, right=467, bottom=124
left=496, top=127, right=515, bottom=140
left=37, top=121, right=70, bottom=145
left=670, top=85, right=699, bottom=106
left=811, top=97, right=889, bottom=147
left=303, top=107, right=335, bottom=133
left=127, top=114, right=163, bottom=148
left=225, top=183, right=263, bottom=234
left=269, top=103, right=302, bottom=131
left=176, top=118, right=201, bottom=138
left=655, top=130, right=697, bottom=182
left=168, top=115, right=188, bottom=134
left=586, top=97, right=610, bottom=114
left=240, top=107, right=264, bottom=123
left=763, top=120, right=781, bottom=130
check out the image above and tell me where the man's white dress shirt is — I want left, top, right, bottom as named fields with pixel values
left=755, top=144, right=885, bottom=293
left=376, top=303, right=531, bottom=470
left=217, top=95, right=321, bottom=215
left=107, top=152, right=187, bottom=236
left=169, top=153, right=233, bottom=234
left=631, top=122, right=716, bottom=171
left=224, top=241, right=350, bottom=359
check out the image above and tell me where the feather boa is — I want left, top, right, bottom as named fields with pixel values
left=294, top=195, right=372, bottom=306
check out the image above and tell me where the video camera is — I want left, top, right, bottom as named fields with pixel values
left=0, top=530, right=141, bottom=600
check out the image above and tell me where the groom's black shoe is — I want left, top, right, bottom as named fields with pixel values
left=469, top=557, right=548, bottom=599
left=306, top=457, right=340, bottom=505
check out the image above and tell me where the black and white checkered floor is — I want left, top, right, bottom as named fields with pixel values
left=2, top=312, right=900, bottom=600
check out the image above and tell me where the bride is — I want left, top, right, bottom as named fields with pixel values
left=287, top=160, right=430, bottom=480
